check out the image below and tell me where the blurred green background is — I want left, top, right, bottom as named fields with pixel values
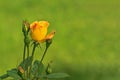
left=0, top=0, right=120, bottom=80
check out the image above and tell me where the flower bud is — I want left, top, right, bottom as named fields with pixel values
left=46, top=67, right=52, bottom=74
left=22, top=21, right=30, bottom=37
left=46, top=61, right=53, bottom=74
left=18, top=66, right=25, bottom=74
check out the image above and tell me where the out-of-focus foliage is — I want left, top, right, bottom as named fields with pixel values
left=0, top=0, right=120, bottom=80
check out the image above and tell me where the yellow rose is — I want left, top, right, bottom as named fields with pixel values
left=30, top=21, right=55, bottom=42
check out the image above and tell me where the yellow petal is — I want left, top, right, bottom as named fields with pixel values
left=30, top=21, right=49, bottom=42
left=45, top=30, right=56, bottom=40
left=30, top=21, right=39, bottom=31
left=39, top=21, right=49, bottom=28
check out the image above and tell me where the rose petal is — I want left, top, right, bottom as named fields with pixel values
left=45, top=30, right=56, bottom=40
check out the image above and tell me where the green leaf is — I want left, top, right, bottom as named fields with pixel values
left=0, top=74, right=9, bottom=79
left=19, top=56, right=32, bottom=70
left=45, top=73, right=69, bottom=79
left=7, top=68, right=21, bottom=80
left=31, top=60, right=44, bottom=77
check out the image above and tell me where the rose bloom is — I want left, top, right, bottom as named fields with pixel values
left=30, top=21, right=55, bottom=42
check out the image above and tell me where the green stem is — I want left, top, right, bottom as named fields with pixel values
left=29, top=42, right=37, bottom=78
left=40, top=47, right=48, bottom=63
left=35, top=45, right=49, bottom=80
left=23, top=44, right=26, bottom=78
left=23, top=44, right=26, bottom=62
left=37, top=47, right=48, bottom=80
left=40, top=40, right=52, bottom=63
left=31, top=43, right=37, bottom=58
left=27, top=46, right=29, bottom=58
left=26, top=46, right=30, bottom=78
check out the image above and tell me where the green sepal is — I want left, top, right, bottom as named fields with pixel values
left=22, top=21, right=27, bottom=37
left=46, top=39, right=52, bottom=49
